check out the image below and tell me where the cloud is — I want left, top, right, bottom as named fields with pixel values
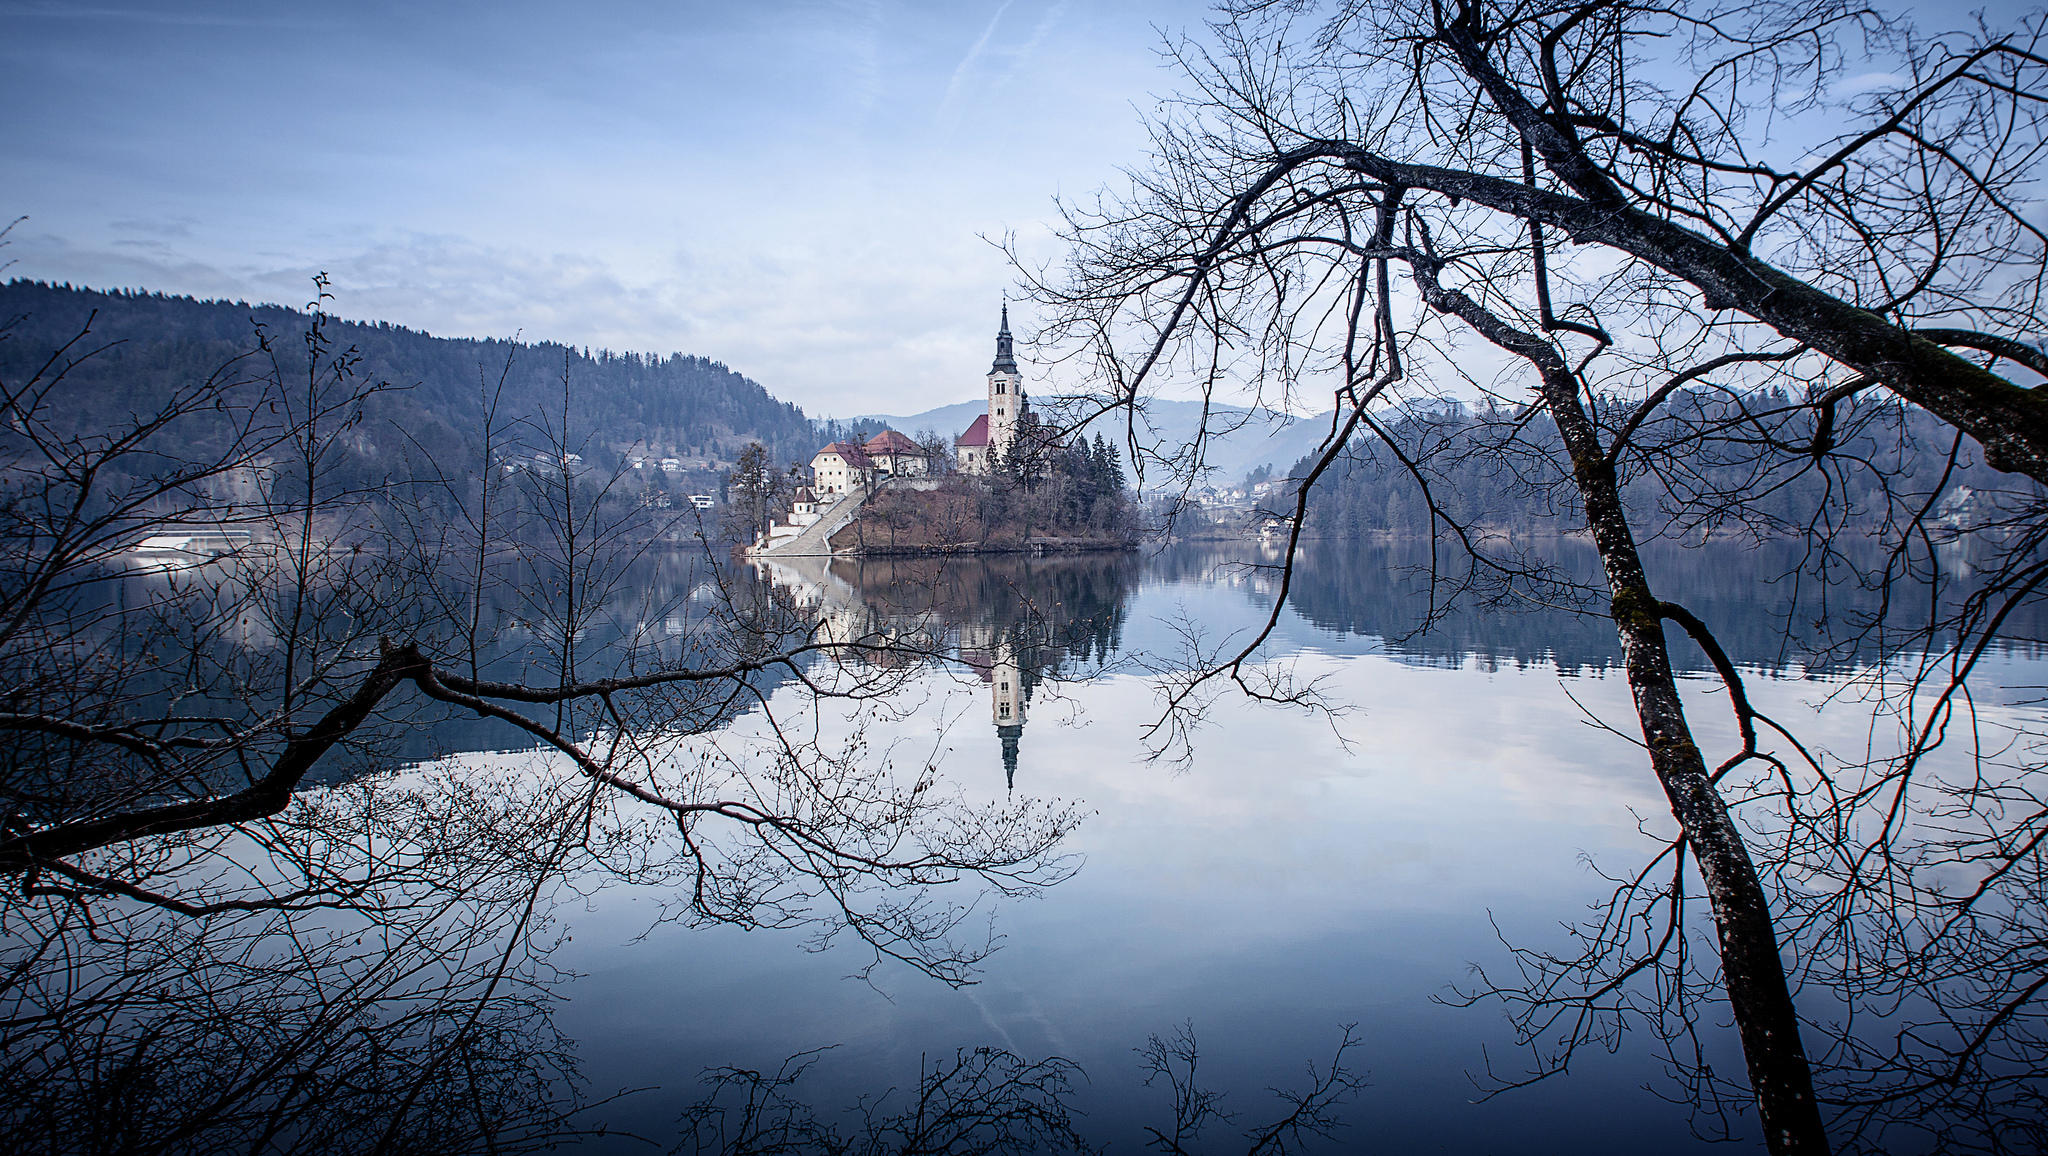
left=1004, top=0, right=1068, bottom=84
left=263, top=236, right=697, bottom=352
left=109, top=217, right=195, bottom=239
left=6, top=228, right=256, bottom=302
left=10, top=220, right=1025, bottom=420
left=1836, top=71, right=1908, bottom=97
left=937, top=0, right=1014, bottom=129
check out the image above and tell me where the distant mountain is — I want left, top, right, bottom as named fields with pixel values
left=854, top=400, right=987, bottom=442
left=0, top=280, right=819, bottom=486
left=863, top=396, right=1336, bottom=492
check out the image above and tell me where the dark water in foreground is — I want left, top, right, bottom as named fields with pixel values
left=453, top=539, right=2044, bottom=1153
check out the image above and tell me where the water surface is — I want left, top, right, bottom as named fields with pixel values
left=495, top=539, right=2047, bottom=1152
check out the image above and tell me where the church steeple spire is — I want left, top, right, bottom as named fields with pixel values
left=990, top=301, right=1018, bottom=375
left=999, top=722, right=1022, bottom=788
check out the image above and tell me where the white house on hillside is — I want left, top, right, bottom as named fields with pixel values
left=811, top=439, right=873, bottom=496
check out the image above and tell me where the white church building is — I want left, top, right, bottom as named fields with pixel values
left=954, top=304, right=1026, bottom=474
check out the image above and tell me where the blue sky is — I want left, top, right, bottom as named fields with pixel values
left=1, top=0, right=1188, bottom=416
left=8, top=2, right=2042, bottom=419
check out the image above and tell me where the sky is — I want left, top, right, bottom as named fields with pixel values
left=0, top=0, right=1193, bottom=417
left=7, top=1, right=2042, bottom=421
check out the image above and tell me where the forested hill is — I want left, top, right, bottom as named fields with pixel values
left=0, top=279, right=819, bottom=478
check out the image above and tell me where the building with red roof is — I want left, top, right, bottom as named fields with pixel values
left=863, top=429, right=922, bottom=455
left=862, top=430, right=933, bottom=478
left=810, top=440, right=874, bottom=495
left=810, top=429, right=938, bottom=496
left=954, top=414, right=991, bottom=473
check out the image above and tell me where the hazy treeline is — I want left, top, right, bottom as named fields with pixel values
left=1289, top=395, right=2024, bottom=541
left=1280, top=537, right=2048, bottom=675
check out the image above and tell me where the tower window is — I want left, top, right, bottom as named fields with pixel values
left=996, top=382, right=1006, bottom=394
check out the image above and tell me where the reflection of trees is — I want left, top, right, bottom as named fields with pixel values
left=382, top=551, right=793, bottom=761
left=828, top=553, right=1138, bottom=661
left=1280, top=538, right=2048, bottom=677
left=678, top=1047, right=1092, bottom=1156
left=675, top=1024, right=1364, bottom=1156
left=5, top=763, right=585, bottom=1156
left=823, top=554, right=1141, bottom=786
left=0, top=286, right=1080, bottom=1150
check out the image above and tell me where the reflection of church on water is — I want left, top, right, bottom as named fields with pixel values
left=750, top=552, right=1135, bottom=789
left=957, top=624, right=1031, bottom=788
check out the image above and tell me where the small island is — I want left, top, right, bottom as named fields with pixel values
left=742, top=305, right=1138, bottom=557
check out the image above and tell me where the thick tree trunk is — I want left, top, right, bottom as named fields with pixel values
left=1320, top=140, right=2048, bottom=487
left=1416, top=273, right=1831, bottom=1154
left=0, top=642, right=427, bottom=874
left=1559, top=411, right=1831, bottom=1156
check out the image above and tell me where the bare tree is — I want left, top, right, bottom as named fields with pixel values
left=677, top=1046, right=1091, bottom=1156
left=916, top=427, right=957, bottom=476
left=0, top=286, right=1082, bottom=1150
left=1022, top=2, right=2048, bottom=1153
left=723, top=440, right=786, bottom=544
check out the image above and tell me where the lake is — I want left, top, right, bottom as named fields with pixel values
left=429, top=537, right=2042, bottom=1152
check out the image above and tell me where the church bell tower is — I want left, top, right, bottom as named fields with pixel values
left=987, top=303, right=1024, bottom=460
left=991, top=635, right=1025, bottom=789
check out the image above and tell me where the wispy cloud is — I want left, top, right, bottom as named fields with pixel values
left=1005, top=0, right=1068, bottom=83
left=109, top=217, right=195, bottom=239
left=937, top=0, right=1014, bottom=130
left=1836, top=71, right=1908, bottom=97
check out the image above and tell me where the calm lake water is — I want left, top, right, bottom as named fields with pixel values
left=445, top=539, right=2045, bottom=1153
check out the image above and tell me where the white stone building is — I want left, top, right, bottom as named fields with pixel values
left=810, top=440, right=873, bottom=496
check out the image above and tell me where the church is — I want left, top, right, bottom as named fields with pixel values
left=805, top=304, right=1028, bottom=491
left=953, top=303, right=1027, bottom=474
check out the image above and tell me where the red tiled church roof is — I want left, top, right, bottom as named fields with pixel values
left=955, top=414, right=990, bottom=447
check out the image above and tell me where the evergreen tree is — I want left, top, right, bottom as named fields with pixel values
left=722, top=441, right=783, bottom=542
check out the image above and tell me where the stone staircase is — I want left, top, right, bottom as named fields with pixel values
left=747, top=476, right=941, bottom=557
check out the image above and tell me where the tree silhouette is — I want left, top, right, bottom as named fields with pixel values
left=1023, top=3, right=2048, bottom=1152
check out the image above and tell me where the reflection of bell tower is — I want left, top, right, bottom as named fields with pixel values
left=992, top=637, right=1026, bottom=789
left=988, top=303, right=1024, bottom=462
